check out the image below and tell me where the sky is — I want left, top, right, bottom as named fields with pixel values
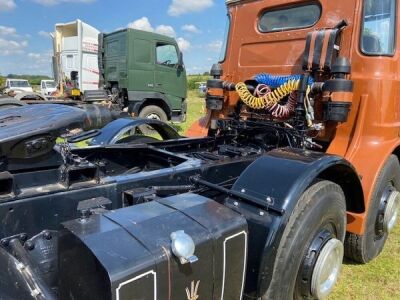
left=0, top=0, right=228, bottom=76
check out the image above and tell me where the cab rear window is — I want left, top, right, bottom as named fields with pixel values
left=258, top=4, right=321, bottom=33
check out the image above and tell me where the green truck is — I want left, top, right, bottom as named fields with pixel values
left=98, top=28, right=187, bottom=123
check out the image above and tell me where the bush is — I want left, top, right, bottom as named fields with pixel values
left=187, top=75, right=210, bottom=90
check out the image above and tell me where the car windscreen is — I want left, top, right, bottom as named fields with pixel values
left=46, top=81, right=57, bottom=88
left=10, top=81, right=30, bottom=88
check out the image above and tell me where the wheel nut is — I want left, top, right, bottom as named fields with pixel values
left=43, top=231, right=52, bottom=240
left=25, top=241, right=35, bottom=251
left=20, top=234, right=28, bottom=242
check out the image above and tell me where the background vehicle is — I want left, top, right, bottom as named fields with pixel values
left=97, top=28, right=187, bottom=124
left=2, top=79, right=33, bottom=95
left=40, top=79, right=57, bottom=96
left=51, top=22, right=187, bottom=126
left=52, top=19, right=100, bottom=96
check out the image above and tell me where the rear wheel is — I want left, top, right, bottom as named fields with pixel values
left=138, top=105, right=168, bottom=135
left=345, top=155, right=400, bottom=263
left=263, top=181, right=346, bottom=300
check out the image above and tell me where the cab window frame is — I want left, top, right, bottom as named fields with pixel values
left=219, top=13, right=232, bottom=63
left=360, top=0, right=397, bottom=57
left=257, top=2, right=322, bottom=34
left=155, top=43, right=179, bottom=68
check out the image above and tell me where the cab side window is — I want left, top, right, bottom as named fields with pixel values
left=156, top=44, right=178, bottom=68
left=361, top=0, right=396, bottom=55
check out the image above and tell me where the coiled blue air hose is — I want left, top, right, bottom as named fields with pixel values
left=254, top=73, right=314, bottom=89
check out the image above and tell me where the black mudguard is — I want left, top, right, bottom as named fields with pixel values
left=89, top=118, right=181, bottom=145
left=228, top=148, right=363, bottom=297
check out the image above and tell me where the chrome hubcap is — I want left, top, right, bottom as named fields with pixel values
left=311, top=238, right=344, bottom=299
left=146, top=113, right=161, bottom=120
left=384, top=190, right=400, bottom=233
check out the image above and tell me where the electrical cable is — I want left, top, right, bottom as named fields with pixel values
left=254, top=73, right=314, bottom=88
left=235, top=79, right=300, bottom=110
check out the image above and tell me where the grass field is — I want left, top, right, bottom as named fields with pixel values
left=332, top=225, right=400, bottom=300
left=171, top=90, right=206, bottom=134
left=182, top=90, right=400, bottom=299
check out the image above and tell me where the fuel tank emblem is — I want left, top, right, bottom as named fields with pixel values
left=185, top=280, right=200, bottom=300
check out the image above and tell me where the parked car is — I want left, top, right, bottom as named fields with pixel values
left=2, top=79, right=33, bottom=95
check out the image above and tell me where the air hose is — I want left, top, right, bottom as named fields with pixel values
left=254, top=73, right=314, bottom=88
left=235, top=79, right=300, bottom=109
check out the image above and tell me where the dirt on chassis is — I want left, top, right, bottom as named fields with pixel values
left=0, top=104, right=386, bottom=299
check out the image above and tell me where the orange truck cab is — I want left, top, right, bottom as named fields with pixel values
left=188, top=0, right=399, bottom=268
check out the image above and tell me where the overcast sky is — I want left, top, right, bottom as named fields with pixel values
left=0, top=0, right=227, bottom=76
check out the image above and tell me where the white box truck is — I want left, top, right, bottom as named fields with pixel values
left=52, top=19, right=100, bottom=95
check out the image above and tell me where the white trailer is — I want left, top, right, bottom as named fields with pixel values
left=52, top=19, right=100, bottom=93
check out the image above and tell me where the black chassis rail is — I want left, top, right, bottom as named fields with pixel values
left=0, top=147, right=255, bottom=239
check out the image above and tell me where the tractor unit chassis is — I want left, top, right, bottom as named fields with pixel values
left=0, top=106, right=366, bottom=299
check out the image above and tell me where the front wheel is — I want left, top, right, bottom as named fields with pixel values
left=138, top=105, right=168, bottom=135
left=263, top=181, right=346, bottom=300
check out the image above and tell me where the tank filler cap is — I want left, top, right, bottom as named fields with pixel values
left=170, top=230, right=198, bottom=264
left=210, top=63, right=223, bottom=78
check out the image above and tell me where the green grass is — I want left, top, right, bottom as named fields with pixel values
left=330, top=225, right=400, bottom=299
left=172, top=90, right=205, bottom=135
left=181, top=91, right=400, bottom=299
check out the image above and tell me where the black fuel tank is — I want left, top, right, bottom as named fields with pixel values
left=58, top=193, right=248, bottom=300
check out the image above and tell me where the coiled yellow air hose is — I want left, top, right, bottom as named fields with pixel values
left=235, top=79, right=301, bottom=110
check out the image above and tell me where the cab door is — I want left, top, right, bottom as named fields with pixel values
left=154, top=43, right=186, bottom=101
left=129, top=34, right=155, bottom=92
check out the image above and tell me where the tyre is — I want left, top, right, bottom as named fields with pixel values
left=345, top=155, right=400, bottom=263
left=263, top=181, right=346, bottom=300
left=0, top=98, right=26, bottom=109
left=138, top=105, right=168, bottom=135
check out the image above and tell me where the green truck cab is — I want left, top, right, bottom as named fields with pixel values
left=99, top=28, right=187, bottom=123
